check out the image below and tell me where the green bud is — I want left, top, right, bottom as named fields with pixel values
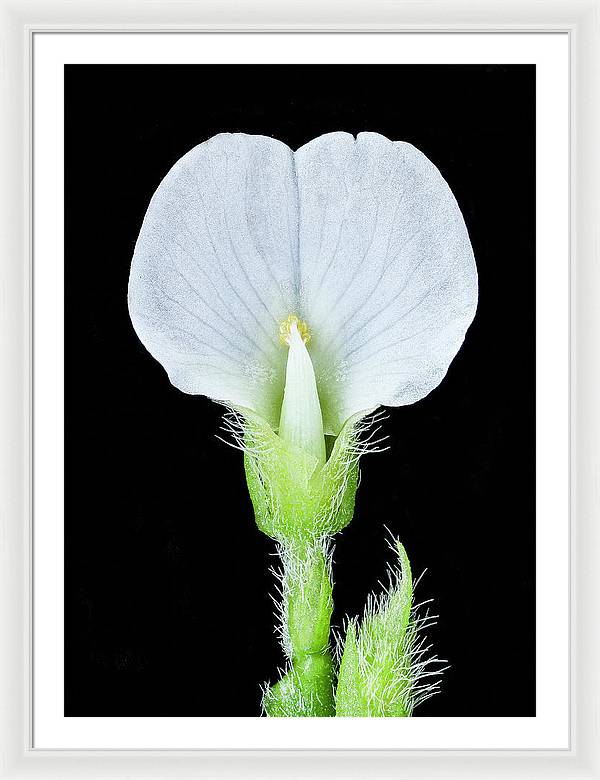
left=336, top=541, right=421, bottom=717
left=334, top=620, right=367, bottom=716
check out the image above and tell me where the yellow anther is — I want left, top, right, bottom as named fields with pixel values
left=279, top=314, right=311, bottom=346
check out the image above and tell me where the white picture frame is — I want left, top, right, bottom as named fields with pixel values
left=1, top=1, right=598, bottom=778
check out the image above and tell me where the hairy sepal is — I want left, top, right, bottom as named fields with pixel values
left=242, top=411, right=362, bottom=543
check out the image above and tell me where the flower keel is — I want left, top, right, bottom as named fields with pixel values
left=278, top=316, right=326, bottom=467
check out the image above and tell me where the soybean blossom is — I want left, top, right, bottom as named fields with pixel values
left=128, top=132, right=478, bottom=717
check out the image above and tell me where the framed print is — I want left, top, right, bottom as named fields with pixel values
left=34, top=30, right=565, bottom=747
left=1, top=2, right=599, bottom=779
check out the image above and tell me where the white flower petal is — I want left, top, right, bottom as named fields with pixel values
left=128, top=133, right=298, bottom=428
left=295, top=132, right=478, bottom=433
left=130, top=132, right=477, bottom=436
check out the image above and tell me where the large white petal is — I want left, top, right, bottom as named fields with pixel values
left=128, top=133, right=298, bottom=428
left=295, top=132, right=478, bottom=434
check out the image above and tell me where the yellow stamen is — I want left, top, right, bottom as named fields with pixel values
left=279, top=314, right=311, bottom=346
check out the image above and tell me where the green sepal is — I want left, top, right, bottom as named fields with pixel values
left=242, top=411, right=361, bottom=543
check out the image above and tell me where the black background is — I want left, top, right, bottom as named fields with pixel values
left=64, top=64, right=535, bottom=717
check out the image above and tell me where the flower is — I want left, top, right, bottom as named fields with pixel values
left=128, top=131, right=478, bottom=455
left=128, top=133, right=475, bottom=716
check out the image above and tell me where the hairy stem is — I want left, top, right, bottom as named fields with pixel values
left=263, top=538, right=336, bottom=717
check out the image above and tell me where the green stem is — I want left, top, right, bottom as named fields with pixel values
left=264, top=538, right=336, bottom=717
